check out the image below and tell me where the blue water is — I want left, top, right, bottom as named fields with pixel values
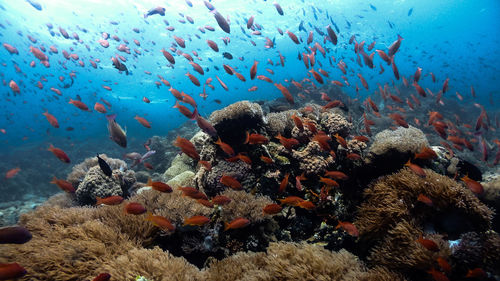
left=0, top=0, right=499, bottom=198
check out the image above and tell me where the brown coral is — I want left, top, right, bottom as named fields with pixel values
left=319, top=111, right=352, bottom=137
left=290, top=141, right=335, bottom=176
left=355, top=168, right=494, bottom=273
left=218, top=189, right=274, bottom=223
left=367, top=126, right=428, bottom=158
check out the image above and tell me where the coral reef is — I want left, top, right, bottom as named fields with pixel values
left=367, top=126, right=428, bottom=160
left=67, top=154, right=137, bottom=205
left=320, top=111, right=352, bottom=137
left=356, top=168, right=494, bottom=275
left=198, top=160, right=253, bottom=197
left=289, top=141, right=335, bottom=176
left=265, top=110, right=296, bottom=136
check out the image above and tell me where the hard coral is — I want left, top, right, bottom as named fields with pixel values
left=199, top=160, right=253, bottom=197
left=67, top=154, right=136, bottom=205
left=209, top=101, right=264, bottom=144
left=265, top=110, right=297, bottom=137
left=319, top=111, right=352, bottom=137
left=291, top=141, right=335, bottom=176
left=367, top=126, right=428, bottom=159
left=218, top=189, right=274, bottom=223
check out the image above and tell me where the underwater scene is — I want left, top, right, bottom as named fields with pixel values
left=0, top=0, right=499, bottom=280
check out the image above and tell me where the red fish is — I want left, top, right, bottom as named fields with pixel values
left=414, top=147, right=437, bottom=160
left=216, top=75, right=229, bottom=91
left=48, top=144, right=70, bottom=163
left=0, top=262, right=27, bottom=279
left=388, top=34, right=403, bottom=57
left=275, top=133, right=299, bottom=150
left=92, top=273, right=111, bottom=281
left=96, top=195, right=124, bottom=205
left=250, top=60, right=258, bottom=80
left=9, top=80, right=20, bottom=94
left=94, top=102, right=107, bottom=113
left=417, top=194, right=433, bottom=206
left=215, top=137, right=235, bottom=156
left=436, top=257, right=451, bottom=274
left=274, top=83, right=294, bottom=104
left=357, top=73, right=368, bottom=89
left=263, top=203, right=282, bottom=215
left=69, top=99, right=89, bottom=111
left=416, top=236, right=439, bottom=251
left=206, top=40, right=219, bottom=52
left=0, top=226, right=32, bottom=244
left=42, top=111, right=59, bottom=128
left=145, top=212, right=175, bottom=232
left=5, top=168, right=20, bottom=179
left=3, top=43, right=19, bottom=54
left=245, top=132, right=269, bottom=145
left=135, top=115, right=151, bottom=128
left=50, top=177, right=75, bottom=193
left=174, top=136, right=200, bottom=161
left=211, top=195, right=232, bottom=205
left=336, top=221, right=359, bottom=237
left=183, top=215, right=210, bottom=226
left=324, top=171, right=348, bottom=180
left=405, top=160, right=425, bottom=177
left=465, top=268, right=486, bottom=278
left=220, top=175, right=242, bottom=190
left=147, top=178, right=172, bottom=193
left=278, top=173, right=290, bottom=193
left=461, top=175, right=484, bottom=194
left=224, top=217, right=250, bottom=231
left=279, top=196, right=305, bottom=206
left=173, top=101, right=197, bottom=120
left=286, top=30, right=300, bottom=44
left=124, top=202, right=147, bottom=215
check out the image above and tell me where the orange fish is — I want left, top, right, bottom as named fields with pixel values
left=68, top=98, right=89, bottom=111
left=414, top=147, right=437, bottom=160
left=134, top=115, right=151, bottom=128
left=405, top=160, right=425, bottom=177
left=250, top=60, right=258, bottom=80
left=197, top=199, right=214, bottom=208
left=95, top=195, right=124, bottom=205
left=198, top=160, right=212, bottom=171
left=333, top=134, right=347, bottom=148
left=145, top=212, right=175, bottom=232
left=245, top=132, right=269, bottom=145
left=313, top=132, right=331, bottom=151
left=42, top=111, right=59, bottom=128
left=465, top=268, right=486, bottom=278
left=0, top=262, right=27, bottom=279
left=5, top=167, right=20, bottom=179
left=291, top=114, right=303, bottom=131
left=147, top=178, right=172, bottom=193
left=461, top=175, right=484, bottom=195
left=275, top=133, right=299, bottom=150
left=427, top=268, right=449, bottom=281
left=224, top=217, right=250, bottom=231
left=274, top=83, right=294, bottom=104
left=416, top=236, right=439, bottom=252
left=9, top=80, right=20, bottom=94
left=216, top=75, right=228, bottom=91
left=173, top=101, right=197, bottom=120
left=278, top=173, right=290, bottom=193
left=346, top=153, right=361, bottom=160
left=124, top=202, right=147, bottom=215
left=260, top=156, right=274, bottom=164
left=50, top=176, right=75, bottom=193
left=183, top=215, right=210, bottom=226
left=417, top=194, right=433, bottom=206
left=94, top=102, right=107, bottom=113
left=263, top=203, right=282, bottom=215
left=279, top=196, right=304, bottom=206
left=336, top=221, right=359, bottom=237
left=220, top=175, right=242, bottom=190
left=211, top=195, right=231, bottom=206
left=48, top=144, right=70, bottom=163
left=296, top=201, right=315, bottom=210
left=179, top=187, right=207, bottom=200
left=436, top=257, right=451, bottom=274
left=215, top=137, right=235, bottom=156
left=319, top=176, right=339, bottom=187
left=174, top=136, right=200, bottom=161
left=324, top=171, right=348, bottom=180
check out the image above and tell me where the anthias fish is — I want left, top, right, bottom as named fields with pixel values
left=106, top=114, right=127, bottom=148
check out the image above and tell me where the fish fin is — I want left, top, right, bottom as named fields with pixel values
left=224, top=222, right=230, bottom=231
left=95, top=197, right=102, bottom=205
left=244, top=131, right=250, bottom=144
left=147, top=178, right=152, bottom=187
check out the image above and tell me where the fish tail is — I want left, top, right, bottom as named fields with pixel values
left=95, top=197, right=103, bottom=205
left=106, top=114, right=117, bottom=121
left=224, top=222, right=230, bottom=231
left=244, top=131, right=250, bottom=144
left=147, top=177, right=152, bottom=186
